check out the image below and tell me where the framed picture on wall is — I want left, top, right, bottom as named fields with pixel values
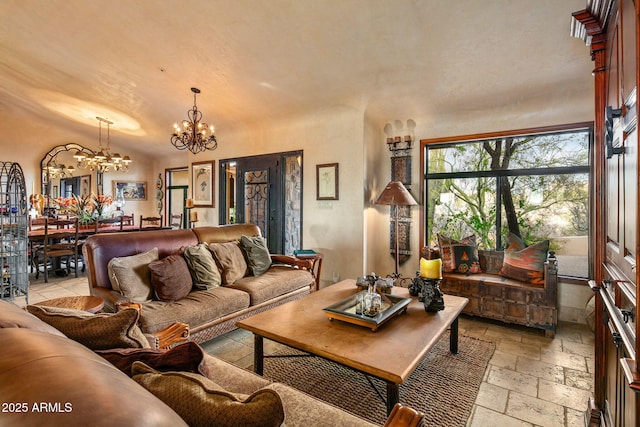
left=316, top=163, right=339, bottom=200
left=80, top=175, right=91, bottom=197
left=192, top=160, right=215, bottom=207
left=113, top=180, right=148, bottom=200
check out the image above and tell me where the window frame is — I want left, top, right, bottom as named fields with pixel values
left=419, top=122, right=594, bottom=282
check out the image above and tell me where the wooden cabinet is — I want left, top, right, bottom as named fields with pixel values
left=572, top=0, right=640, bottom=425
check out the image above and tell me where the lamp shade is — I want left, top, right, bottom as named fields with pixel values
left=375, top=181, right=418, bottom=206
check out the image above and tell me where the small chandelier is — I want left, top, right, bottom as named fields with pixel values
left=171, top=87, right=218, bottom=154
left=75, top=117, right=132, bottom=173
left=46, top=160, right=74, bottom=179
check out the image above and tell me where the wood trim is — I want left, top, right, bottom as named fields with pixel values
left=419, top=122, right=594, bottom=146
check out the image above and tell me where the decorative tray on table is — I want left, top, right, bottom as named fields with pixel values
left=323, top=291, right=411, bottom=331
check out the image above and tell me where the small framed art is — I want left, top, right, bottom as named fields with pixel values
left=316, top=163, right=339, bottom=200
left=192, top=160, right=215, bottom=207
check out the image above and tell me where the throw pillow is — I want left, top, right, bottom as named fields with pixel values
left=148, top=254, right=193, bottom=301
left=183, top=244, right=222, bottom=290
left=25, top=305, right=149, bottom=350
left=240, top=235, right=272, bottom=276
left=499, top=233, right=550, bottom=285
left=437, top=234, right=481, bottom=274
left=107, top=248, right=159, bottom=303
left=132, top=361, right=285, bottom=427
left=95, top=341, right=209, bottom=377
left=208, top=241, right=249, bottom=284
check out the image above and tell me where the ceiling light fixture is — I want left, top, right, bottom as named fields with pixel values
left=74, top=117, right=132, bottom=173
left=171, top=87, right=218, bottom=154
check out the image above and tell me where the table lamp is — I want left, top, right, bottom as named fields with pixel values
left=375, top=181, right=418, bottom=278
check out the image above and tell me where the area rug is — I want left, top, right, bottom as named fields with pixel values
left=263, top=332, right=495, bottom=426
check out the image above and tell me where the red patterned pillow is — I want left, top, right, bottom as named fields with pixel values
left=437, top=234, right=481, bottom=274
left=500, top=233, right=549, bottom=284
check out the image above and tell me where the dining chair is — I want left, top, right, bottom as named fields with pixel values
left=28, top=217, right=48, bottom=273
left=120, top=213, right=134, bottom=227
left=33, top=217, right=80, bottom=283
left=139, top=215, right=163, bottom=230
left=170, top=213, right=183, bottom=229
left=94, top=216, right=124, bottom=233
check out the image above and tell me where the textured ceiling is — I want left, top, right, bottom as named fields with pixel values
left=0, top=0, right=592, bottom=156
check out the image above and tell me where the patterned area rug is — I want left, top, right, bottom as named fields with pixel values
left=264, top=332, right=495, bottom=426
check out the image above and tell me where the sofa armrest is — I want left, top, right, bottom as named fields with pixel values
left=383, top=403, right=424, bottom=427
left=117, top=302, right=190, bottom=349
left=271, top=253, right=323, bottom=291
left=91, top=287, right=131, bottom=313
left=271, top=254, right=313, bottom=269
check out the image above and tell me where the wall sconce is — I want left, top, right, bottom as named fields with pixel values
left=387, top=135, right=412, bottom=152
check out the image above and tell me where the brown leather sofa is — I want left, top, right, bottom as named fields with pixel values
left=83, top=224, right=316, bottom=343
left=0, top=300, right=423, bottom=427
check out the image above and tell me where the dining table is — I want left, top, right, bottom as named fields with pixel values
left=28, top=224, right=173, bottom=242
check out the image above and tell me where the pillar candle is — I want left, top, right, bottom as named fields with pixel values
left=189, top=210, right=198, bottom=222
left=420, top=257, right=442, bottom=279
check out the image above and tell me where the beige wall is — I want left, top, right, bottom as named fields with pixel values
left=3, top=84, right=596, bottom=321
left=0, top=111, right=163, bottom=218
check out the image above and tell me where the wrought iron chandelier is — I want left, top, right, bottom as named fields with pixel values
left=74, top=117, right=132, bottom=173
left=171, top=87, right=218, bottom=154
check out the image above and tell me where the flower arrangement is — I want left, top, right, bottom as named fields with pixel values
left=93, top=194, right=113, bottom=219
left=54, top=193, right=113, bottom=223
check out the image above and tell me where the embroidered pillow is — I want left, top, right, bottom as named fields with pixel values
left=500, top=233, right=549, bottom=284
left=437, top=234, right=481, bottom=274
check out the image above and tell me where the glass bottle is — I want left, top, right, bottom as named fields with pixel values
left=364, top=282, right=382, bottom=317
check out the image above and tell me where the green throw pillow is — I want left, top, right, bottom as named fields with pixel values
left=240, top=235, right=272, bottom=276
left=132, top=361, right=285, bottom=427
left=183, top=244, right=222, bottom=290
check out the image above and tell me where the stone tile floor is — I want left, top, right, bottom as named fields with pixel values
left=17, top=271, right=594, bottom=427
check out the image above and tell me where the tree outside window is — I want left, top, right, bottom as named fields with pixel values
left=423, top=126, right=591, bottom=278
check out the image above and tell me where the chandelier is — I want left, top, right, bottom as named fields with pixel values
left=74, top=117, right=132, bottom=173
left=45, top=159, right=74, bottom=179
left=170, top=87, right=218, bottom=154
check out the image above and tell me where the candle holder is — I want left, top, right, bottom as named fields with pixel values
left=409, top=274, right=445, bottom=312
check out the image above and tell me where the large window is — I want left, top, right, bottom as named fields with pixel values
left=422, top=124, right=592, bottom=278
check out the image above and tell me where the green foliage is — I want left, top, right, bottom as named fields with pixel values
left=428, top=130, right=589, bottom=250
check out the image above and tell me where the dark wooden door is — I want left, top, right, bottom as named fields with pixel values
left=221, top=151, right=303, bottom=255
left=574, top=1, right=639, bottom=425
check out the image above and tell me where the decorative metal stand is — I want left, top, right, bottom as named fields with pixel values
left=0, top=162, right=28, bottom=303
left=409, top=275, right=445, bottom=312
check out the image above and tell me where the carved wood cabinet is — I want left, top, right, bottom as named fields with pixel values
left=572, top=0, right=640, bottom=425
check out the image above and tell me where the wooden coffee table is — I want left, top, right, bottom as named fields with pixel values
left=237, top=279, right=468, bottom=415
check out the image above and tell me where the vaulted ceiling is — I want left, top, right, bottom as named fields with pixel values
left=0, top=0, right=592, bottom=157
